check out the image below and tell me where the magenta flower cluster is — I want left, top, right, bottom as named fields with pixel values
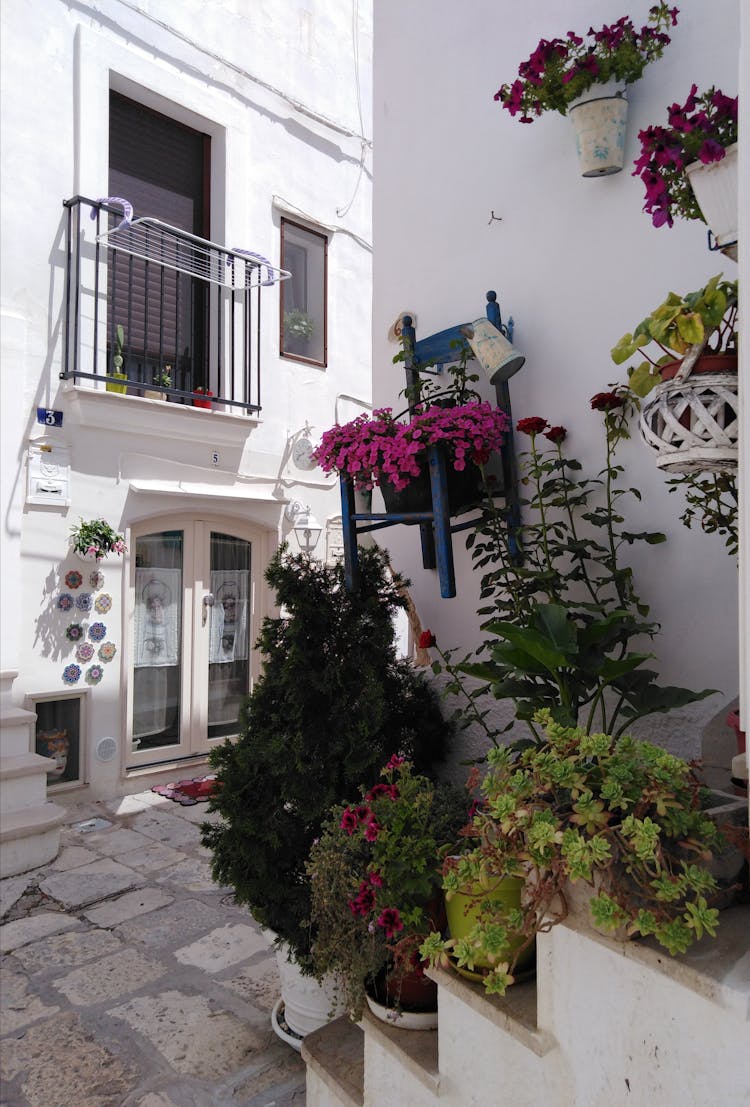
left=495, top=4, right=677, bottom=122
left=313, top=402, right=510, bottom=492
left=633, top=85, right=738, bottom=228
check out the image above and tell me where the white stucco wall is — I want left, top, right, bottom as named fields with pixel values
left=0, top=0, right=372, bottom=798
left=372, top=0, right=741, bottom=755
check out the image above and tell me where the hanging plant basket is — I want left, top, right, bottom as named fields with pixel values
left=685, top=143, right=738, bottom=261
left=568, top=83, right=628, bottom=177
left=380, top=458, right=483, bottom=517
left=639, top=353, right=738, bottom=474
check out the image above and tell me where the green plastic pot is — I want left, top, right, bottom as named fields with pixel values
left=106, top=373, right=128, bottom=394
left=445, top=874, right=535, bottom=982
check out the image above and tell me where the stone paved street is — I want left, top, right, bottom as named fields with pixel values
left=0, top=790, right=306, bottom=1107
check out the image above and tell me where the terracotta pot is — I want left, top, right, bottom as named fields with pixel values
left=658, top=352, right=738, bottom=383
left=365, top=963, right=438, bottom=1029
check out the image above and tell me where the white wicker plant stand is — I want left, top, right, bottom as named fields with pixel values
left=639, top=344, right=738, bottom=474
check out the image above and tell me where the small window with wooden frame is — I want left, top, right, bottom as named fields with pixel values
left=280, top=218, right=327, bottom=366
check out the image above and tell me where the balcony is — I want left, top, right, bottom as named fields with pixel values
left=61, top=197, right=290, bottom=414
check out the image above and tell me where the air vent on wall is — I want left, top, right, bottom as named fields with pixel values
left=95, top=737, right=117, bottom=762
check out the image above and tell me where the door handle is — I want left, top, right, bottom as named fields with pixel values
left=202, top=592, right=215, bottom=625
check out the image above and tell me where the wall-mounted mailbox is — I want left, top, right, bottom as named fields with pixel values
left=27, top=442, right=71, bottom=507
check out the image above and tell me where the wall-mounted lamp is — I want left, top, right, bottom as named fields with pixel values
left=285, top=501, right=322, bottom=551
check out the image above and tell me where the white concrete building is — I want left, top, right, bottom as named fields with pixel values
left=0, top=0, right=373, bottom=873
left=371, top=0, right=743, bottom=755
left=304, top=2, right=748, bottom=1103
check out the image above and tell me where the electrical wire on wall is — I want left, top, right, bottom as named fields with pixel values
left=337, top=0, right=370, bottom=219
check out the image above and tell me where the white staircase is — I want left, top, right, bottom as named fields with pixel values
left=303, top=905, right=750, bottom=1107
left=0, top=671, right=65, bottom=877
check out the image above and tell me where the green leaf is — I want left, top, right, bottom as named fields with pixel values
left=484, top=621, right=570, bottom=673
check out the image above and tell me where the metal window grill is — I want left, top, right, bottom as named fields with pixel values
left=61, top=196, right=290, bottom=414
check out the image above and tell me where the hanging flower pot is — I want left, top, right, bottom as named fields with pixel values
left=380, top=455, right=483, bottom=517
left=639, top=353, right=738, bottom=474
left=685, top=142, right=738, bottom=260
left=568, top=83, right=628, bottom=177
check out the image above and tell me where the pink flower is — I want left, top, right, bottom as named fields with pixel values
left=376, top=907, right=404, bottom=939
left=340, top=807, right=359, bottom=835
left=385, top=754, right=405, bottom=771
left=364, top=818, right=381, bottom=843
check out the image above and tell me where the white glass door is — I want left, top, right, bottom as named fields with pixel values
left=127, top=515, right=267, bottom=768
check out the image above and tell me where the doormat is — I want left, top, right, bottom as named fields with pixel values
left=151, top=775, right=218, bottom=806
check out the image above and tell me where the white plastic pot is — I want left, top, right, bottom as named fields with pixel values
left=685, top=142, right=738, bottom=260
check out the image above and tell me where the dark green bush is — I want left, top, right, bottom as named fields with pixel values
left=202, top=545, right=451, bottom=966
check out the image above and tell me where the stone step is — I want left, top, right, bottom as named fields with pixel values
left=302, top=1017, right=364, bottom=1107
left=0, top=801, right=66, bottom=877
left=0, top=752, right=57, bottom=811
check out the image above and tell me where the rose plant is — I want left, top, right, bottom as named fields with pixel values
left=69, top=518, right=126, bottom=560
left=313, top=402, right=509, bottom=493
left=495, top=3, right=677, bottom=122
left=421, top=711, right=724, bottom=997
left=307, top=757, right=466, bottom=1019
left=424, top=392, right=714, bottom=742
left=633, top=85, right=738, bottom=228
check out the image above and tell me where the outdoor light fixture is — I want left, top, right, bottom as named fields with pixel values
left=285, top=501, right=322, bottom=551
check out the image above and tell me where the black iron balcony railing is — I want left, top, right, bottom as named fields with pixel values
left=61, top=197, right=290, bottom=413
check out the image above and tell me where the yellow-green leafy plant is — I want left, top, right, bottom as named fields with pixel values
left=421, top=712, right=724, bottom=996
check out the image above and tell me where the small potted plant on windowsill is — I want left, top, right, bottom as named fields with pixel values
left=632, top=85, right=738, bottom=257
left=144, top=365, right=172, bottom=401
left=494, top=3, right=678, bottom=177
left=420, top=711, right=728, bottom=997
left=192, top=386, right=214, bottom=409
left=283, top=309, right=315, bottom=357
left=307, top=757, right=466, bottom=1025
left=69, top=518, right=126, bottom=561
left=106, top=323, right=128, bottom=393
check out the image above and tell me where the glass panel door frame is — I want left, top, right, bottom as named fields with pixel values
left=124, top=511, right=272, bottom=770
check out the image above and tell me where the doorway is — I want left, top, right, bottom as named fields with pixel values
left=126, top=515, right=268, bottom=768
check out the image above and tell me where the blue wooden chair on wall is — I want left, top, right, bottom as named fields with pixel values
left=340, top=291, right=524, bottom=598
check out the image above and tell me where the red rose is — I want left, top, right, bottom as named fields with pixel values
left=590, top=391, right=624, bottom=412
left=516, top=417, right=549, bottom=435
left=418, top=629, right=436, bottom=649
left=544, top=425, right=567, bottom=444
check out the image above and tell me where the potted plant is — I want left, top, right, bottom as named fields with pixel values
left=611, top=276, right=738, bottom=473
left=106, top=323, right=128, bottom=393
left=307, top=757, right=466, bottom=1025
left=632, top=85, right=738, bottom=255
left=69, top=518, right=126, bottom=561
left=424, top=398, right=714, bottom=744
left=494, top=3, right=678, bottom=176
left=421, top=711, right=726, bottom=997
left=312, top=401, right=509, bottom=514
left=192, top=386, right=213, bottom=409
left=202, top=546, right=453, bottom=1042
left=144, top=365, right=172, bottom=401
left=283, top=309, right=315, bottom=356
